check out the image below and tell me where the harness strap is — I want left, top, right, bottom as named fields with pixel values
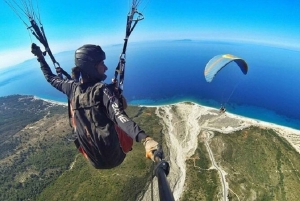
left=113, top=4, right=144, bottom=91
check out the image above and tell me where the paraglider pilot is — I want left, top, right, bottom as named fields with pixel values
left=219, top=105, right=226, bottom=113
left=31, top=43, right=159, bottom=169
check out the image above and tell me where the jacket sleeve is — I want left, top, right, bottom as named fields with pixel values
left=102, top=85, right=148, bottom=142
left=38, top=58, right=74, bottom=96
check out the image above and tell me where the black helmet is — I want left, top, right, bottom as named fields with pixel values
left=75, top=44, right=106, bottom=81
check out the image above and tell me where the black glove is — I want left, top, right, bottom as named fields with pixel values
left=55, top=67, right=62, bottom=73
left=31, top=43, right=43, bottom=58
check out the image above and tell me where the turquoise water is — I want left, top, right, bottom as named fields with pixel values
left=1, top=40, right=300, bottom=130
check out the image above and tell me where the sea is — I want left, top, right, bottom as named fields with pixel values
left=1, top=40, right=300, bottom=130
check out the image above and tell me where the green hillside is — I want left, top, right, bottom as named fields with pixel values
left=1, top=95, right=300, bottom=201
left=0, top=95, right=162, bottom=201
left=182, top=127, right=300, bottom=201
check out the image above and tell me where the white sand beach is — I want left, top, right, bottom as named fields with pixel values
left=33, top=96, right=68, bottom=106
left=141, top=102, right=300, bottom=201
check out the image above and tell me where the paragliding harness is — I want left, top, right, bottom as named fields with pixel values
left=71, top=83, right=105, bottom=160
left=71, top=83, right=133, bottom=159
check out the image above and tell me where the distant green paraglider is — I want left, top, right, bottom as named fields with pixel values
left=204, top=54, right=248, bottom=82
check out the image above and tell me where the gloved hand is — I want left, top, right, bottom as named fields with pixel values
left=142, top=137, right=159, bottom=161
left=55, top=67, right=62, bottom=73
left=31, top=43, right=43, bottom=58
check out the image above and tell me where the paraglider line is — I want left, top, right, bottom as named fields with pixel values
left=224, top=82, right=240, bottom=106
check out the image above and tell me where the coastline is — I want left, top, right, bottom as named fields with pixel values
left=162, top=101, right=300, bottom=153
left=35, top=96, right=300, bottom=153
left=34, top=96, right=68, bottom=106
left=148, top=101, right=300, bottom=200
left=34, top=96, right=300, bottom=153
left=130, top=99, right=300, bottom=131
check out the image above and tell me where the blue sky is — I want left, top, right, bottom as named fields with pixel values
left=0, top=0, right=300, bottom=69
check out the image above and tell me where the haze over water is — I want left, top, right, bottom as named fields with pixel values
left=1, top=40, right=299, bottom=129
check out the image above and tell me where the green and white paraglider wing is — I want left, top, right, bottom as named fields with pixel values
left=204, top=54, right=248, bottom=82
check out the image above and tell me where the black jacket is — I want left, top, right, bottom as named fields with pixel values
left=38, top=58, right=147, bottom=169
